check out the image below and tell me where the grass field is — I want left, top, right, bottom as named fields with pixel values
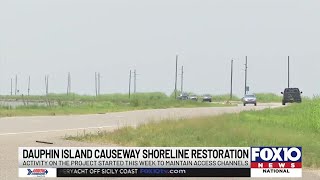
left=0, top=92, right=230, bottom=117
left=212, top=94, right=241, bottom=101
left=0, top=92, right=282, bottom=103
left=3, top=92, right=238, bottom=103
left=68, top=99, right=320, bottom=168
left=255, top=93, right=282, bottom=102
left=0, top=92, right=295, bottom=117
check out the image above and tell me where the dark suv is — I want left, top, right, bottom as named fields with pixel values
left=281, top=88, right=302, bottom=105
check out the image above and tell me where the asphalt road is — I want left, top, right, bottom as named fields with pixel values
left=0, top=103, right=319, bottom=180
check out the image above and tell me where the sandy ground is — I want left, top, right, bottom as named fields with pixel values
left=0, top=103, right=319, bottom=180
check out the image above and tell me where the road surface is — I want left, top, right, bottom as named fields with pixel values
left=0, top=103, right=319, bottom=179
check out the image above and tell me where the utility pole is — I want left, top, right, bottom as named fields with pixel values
left=68, top=72, right=70, bottom=95
left=180, top=66, right=184, bottom=93
left=287, top=56, right=290, bottom=88
left=45, top=75, right=47, bottom=96
left=129, top=70, right=132, bottom=98
left=230, top=59, right=234, bottom=100
left=47, top=75, right=49, bottom=95
left=69, top=72, right=71, bottom=94
left=45, top=75, right=49, bottom=96
left=15, top=75, right=17, bottom=95
left=67, top=72, right=71, bottom=95
left=69, top=72, right=71, bottom=95
left=28, top=76, right=30, bottom=96
left=10, top=78, right=13, bottom=96
left=244, top=56, right=248, bottom=95
left=67, top=73, right=69, bottom=95
left=98, top=72, right=101, bottom=95
left=94, top=72, right=101, bottom=96
left=133, top=69, right=137, bottom=93
left=95, top=72, right=97, bottom=97
left=174, top=55, right=178, bottom=98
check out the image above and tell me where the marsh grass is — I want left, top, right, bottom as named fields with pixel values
left=0, top=92, right=230, bottom=117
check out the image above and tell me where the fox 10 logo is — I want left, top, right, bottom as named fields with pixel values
left=250, top=147, right=302, bottom=178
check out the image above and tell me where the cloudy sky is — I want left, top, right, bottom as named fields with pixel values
left=0, top=0, right=319, bottom=97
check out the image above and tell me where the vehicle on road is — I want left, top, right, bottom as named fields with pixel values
left=202, top=94, right=212, bottom=102
left=189, top=94, right=198, bottom=101
left=242, top=94, right=257, bottom=106
left=281, top=88, right=302, bottom=105
left=177, top=93, right=189, bottom=100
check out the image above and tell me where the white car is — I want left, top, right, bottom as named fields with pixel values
left=242, top=94, right=257, bottom=106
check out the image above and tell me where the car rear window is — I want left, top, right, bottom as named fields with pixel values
left=285, top=88, right=299, bottom=93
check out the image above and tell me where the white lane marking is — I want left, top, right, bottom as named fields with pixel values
left=0, top=125, right=114, bottom=136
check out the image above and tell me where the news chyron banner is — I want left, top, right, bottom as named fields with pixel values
left=18, top=147, right=302, bottom=178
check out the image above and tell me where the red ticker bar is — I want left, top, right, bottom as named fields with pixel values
left=251, top=162, right=302, bottom=168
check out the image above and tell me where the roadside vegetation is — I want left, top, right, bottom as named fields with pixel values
left=68, top=99, right=320, bottom=168
left=255, top=93, right=282, bottom=102
left=212, top=94, right=241, bottom=102
left=0, top=92, right=230, bottom=117
left=170, top=93, right=282, bottom=102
